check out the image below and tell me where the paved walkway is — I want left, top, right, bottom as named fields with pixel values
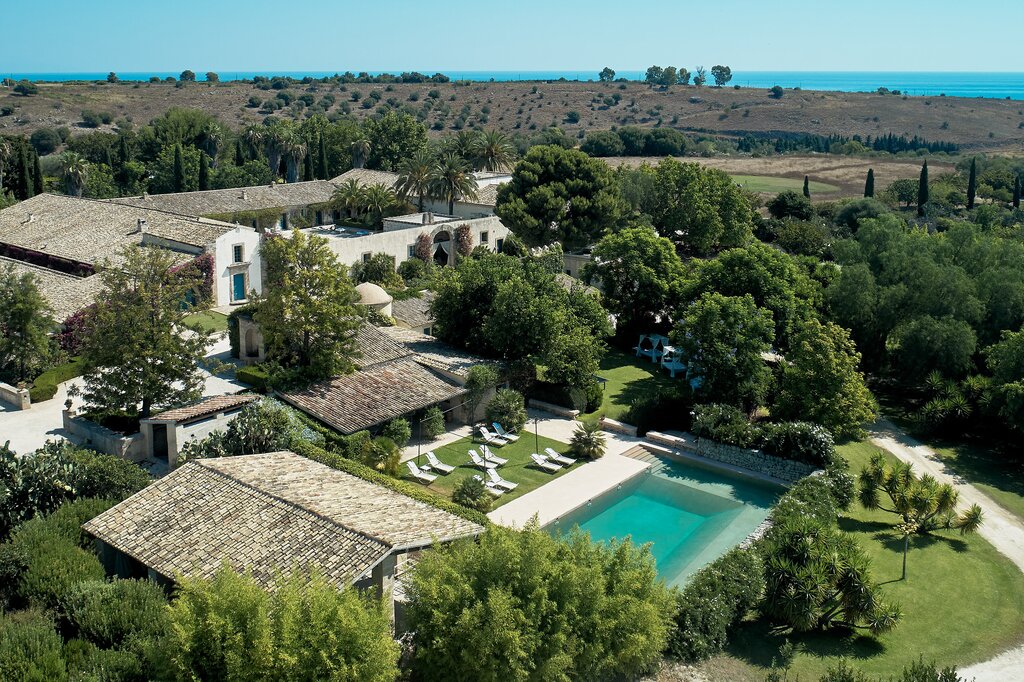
left=868, top=419, right=1024, bottom=681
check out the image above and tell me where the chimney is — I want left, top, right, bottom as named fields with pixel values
left=425, top=211, right=434, bottom=225
left=136, top=218, right=147, bottom=234
left=142, top=192, right=149, bottom=200
left=241, top=189, right=248, bottom=201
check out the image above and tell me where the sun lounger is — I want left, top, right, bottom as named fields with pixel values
left=469, top=450, right=492, bottom=470
left=486, top=467, right=518, bottom=491
left=544, top=447, right=577, bottom=466
left=478, top=426, right=508, bottom=446
left=480, top=444, right=508, bottom=467
left=472, top=474, right=504, bottom=496
left=425, top=451, right=455, bottom=474
left=530, top=453, right=562, bottom=472
left=492, top=422, right=519, bottom=442
left=406, top=461, right=437, bottom=484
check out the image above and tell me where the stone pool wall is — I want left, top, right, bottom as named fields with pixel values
left=645, top=430, right=818, bottom=484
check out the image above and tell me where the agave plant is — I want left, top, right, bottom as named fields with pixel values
left=569, top=421, right=607, bottom=460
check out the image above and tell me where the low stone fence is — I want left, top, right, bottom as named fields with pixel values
left=0, top=381, right=30, bottom=411
left=62, top=410, right=146, bottom=460
left=600, top=417, right=638, bottom=437
left=694, top=437, right=817, bottom=484
left=527, top=399, right=579, bottom=419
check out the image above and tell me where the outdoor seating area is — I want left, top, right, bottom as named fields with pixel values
left=636, top=333, right=687, bottom=378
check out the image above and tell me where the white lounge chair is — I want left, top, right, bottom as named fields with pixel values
left=544, top=447, right=577, bottom=466
left=478, top=426, right=508, bottom=446
left=492, top=422, right=519, bottom=442
left=468, top=450, right=492, bottom=470
left=480, top=444, right=508, bottom=467
left=406, top=461, right=437, bottom=484
left=425, top=451, right=455, bottom=474
left=486, top=466, right=518, bottom=491
left=530, top=453, right=562, bottom=472
left=472, top=474, right=504, bottom=496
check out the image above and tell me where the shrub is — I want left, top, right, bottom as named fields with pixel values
left=581, top=130, right=626, bottom=157
left=767, top=191, right=814, bottom=220
left=486, top=389, right=527, bottom=432
left=380, top=418, right=412, bottom=447
left=12, top=529, right=105, bottom=610
left=626, top=384, right=694, bottom=435
left=63, top=579, right=169, bottom=649
left=452, top=476, right=492, bottom=512
left=29, top=358, right=84, bottom=402
left=0, top=543, right=28, bottom=609
left=0, top=609, right=67, bottom=681
left=834, top=198, right=890, bottom=232
left=236, top=364, right=270, bottom=392
left=668, top=548, right=764, bottom=661
left=569, top=421, right=607, bottom=459
left=583, top=378, right=603, bottom=413
left=768, top=475, right=841, bottom=528
left=759, top=421, right=836, bottom=468
left=397, top=257, right=428, bottom=282
left=691, top=404, right=759, bottom=447
left=50, top=442, right=150, bottom=500
left=421, top=405, right=445, bottom=439
left=63, top=638, right=145, bottom=680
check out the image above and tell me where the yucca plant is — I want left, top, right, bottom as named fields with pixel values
left=569, top=421, right=606, bottom=460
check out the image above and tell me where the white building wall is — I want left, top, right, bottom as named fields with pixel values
left=211, top=226, right=263, bottom=306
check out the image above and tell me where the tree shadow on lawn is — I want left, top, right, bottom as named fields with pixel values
left=726, top=618, right=886, bottom=671
left=839, top=517, right=970, bottom=554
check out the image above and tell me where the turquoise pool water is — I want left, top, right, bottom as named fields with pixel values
left=546, top=452, right=782, bottom=587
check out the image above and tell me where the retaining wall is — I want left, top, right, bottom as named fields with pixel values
left=0, top=381, right=30, bottom=410
left=62, top=410, right=146, bottom=460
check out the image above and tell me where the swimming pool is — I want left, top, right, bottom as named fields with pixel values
left=546, top=450, right=782, bottom=587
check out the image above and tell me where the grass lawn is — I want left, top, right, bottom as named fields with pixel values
left=730, top=174, right=839, bottom=195
left=580, top=348, right=677, bottom=425
left=701, top=440, right=1024, bottom=680
left=402, top=433, right=576, bottom=507
left=927, top=440, right=1024, bottom=522
left=184, top=310, right=228, bottom=333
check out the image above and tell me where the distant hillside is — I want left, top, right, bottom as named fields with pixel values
left=2, top=78, right=1022, bottom=151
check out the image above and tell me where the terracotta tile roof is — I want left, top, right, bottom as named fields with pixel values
left=278, top=358, right=465, bottom=434
left=377, top=327, right=493, bottom=379
left=330, top=168, right=401, bottom=188
left=0, top=194, right=241, bottom=267
left=146, top=394, right=258, bottom=424
left=354, top=324, right=412, bottom=368
left=0, top=256, right=104, bottom=320
left=108, top=181, right=338, bottom=218
left=82, top=451, right=481, bottom=588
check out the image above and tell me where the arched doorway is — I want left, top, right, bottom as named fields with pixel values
left=432, top=230, right=451, bottom=267
left=244, top=327, right=259, bottom=358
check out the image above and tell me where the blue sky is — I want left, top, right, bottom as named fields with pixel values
left=3, top=0, right=1022, bottom=73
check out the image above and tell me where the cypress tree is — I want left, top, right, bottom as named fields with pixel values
left=317, top=133, right=329, bottom=180
left=1014, top=175, right=1021, bottom=210
left=864, top=168, right=874, bottom=198
left=118, top=135, right=130, bottom=166
left=803, top=175, right=810, bottom=198
left=234, top=138, right=245, bottom=167
left=917, top=160, right=929, bottom=217
left=198, top=152, right=210, bottom=191
left=103, top=145, right=114, bottom=169
left=17, top=146, right=32, bottom=200
left=32, top=151, right=43, bottom=196
left=173, top=144, right=185, bottom=193
left=966, top=157, right=977, bottom=210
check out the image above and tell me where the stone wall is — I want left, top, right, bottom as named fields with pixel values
left=527, top=399, right=579, bottom=419
left=62, top=410, right=145, bottom=460
left=0, top=381, right=31, bottom=410
left=694, top=437, right=817, bottom=483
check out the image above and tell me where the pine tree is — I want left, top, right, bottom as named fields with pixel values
left=864, top=168, right=874, bottom=198
left=31, top=151, right=43, bottom=196
left=317, top=133, right=329, bottom=180
left=172, top=144, right=185, bottom=193
left=1014, top=175, right=1021, bottom=210
left=966, top=157, right=977, bottom=210
left=802, top=175, right=810, bottom=199
left=198, top=152, right=210, bottom=191
left=917, top=160, right=929, bottom=217
left=17, top=146, right=32, bottom=200
left=234, top=138, right=245, bottom=167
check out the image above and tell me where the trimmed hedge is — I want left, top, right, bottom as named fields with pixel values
left=290, top=440, right=490, bottom=527
left=236, top=364, right=270, bottom=393
left=691, top=404, right=837, bottom=468
left=29, top=358, right=83, bottom=403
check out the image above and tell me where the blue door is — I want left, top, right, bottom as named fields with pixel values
left=232, top=273, right=246, bottom=301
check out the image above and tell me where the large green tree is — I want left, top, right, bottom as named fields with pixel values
left=363, top=111, right=428, bottom=171
left=75, top=246, right=211, bottom=417
left=984, top=329, right=1024, bottom=432
left=775, top=318, right=877, bottom=438
left=253, top=229, right=363, bottom=382
left=672, top=292, right=775, bottom=410
left=406, top=523, right=674, bottom=682
left=495, top=145, right=623, bottom=249
left=0, top=264, right=54, bottom=383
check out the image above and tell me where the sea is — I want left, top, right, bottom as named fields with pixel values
left=3, top=71, right=1024, bottom=100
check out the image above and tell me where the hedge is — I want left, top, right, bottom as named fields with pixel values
left=236, top=364, right=270, bottom=393
left=290, top=440, right=490, bottom=527
left=691, top=404, right=837, bottom=468
left=29, top=358, right=83, bottom=403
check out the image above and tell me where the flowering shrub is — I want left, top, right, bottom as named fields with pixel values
left=454, top=224, right=473, bottom=257
left=59, top=305, right=95, bottom=355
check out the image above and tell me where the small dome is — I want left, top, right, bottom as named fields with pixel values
left=356, top=282, right=393, bottom=306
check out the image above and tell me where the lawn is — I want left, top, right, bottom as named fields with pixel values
left=701, top=440, right=1024, bottom=680
left=730, top=174, right=839, bottom=195
left=403, top=432, right=576, bottom=507
left=927, top=440, right=1024, bottom=522
left=580, top=348, right=677, bottom=425
left=184, top=310, right=228, bottom=333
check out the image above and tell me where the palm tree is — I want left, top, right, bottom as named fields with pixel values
left=331, top=179, right=366, bottom=220
left=448, top=130, right=480, bottom=163
left=59, top=152, right=89, bottom=197
left=396, top=149, right=435, bottom=212
left=429, top=152, right=478, bottom=215
left=569, top=422, right=607, bottom=460
left=200, top=123, right=224, bottom=168
left=350, top=139, right=370, bottom=169
left=471, top=130, right=517, bottom=172
left=361, top=183, right=397, bottom=227
left=241, top=124, right=265, bottom=162
left=279, top=130, right=306, bottom=183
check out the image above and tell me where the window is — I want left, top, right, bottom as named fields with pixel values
left=496, top=238, right=504, bottom=253
left=408, top=244, right=416, bottom=259
left=232, top=244, right=244, bottom=263
left=315, top=210, right=324, bottom=225
left=278, top=214, right=288, bottom=230
left=480, top=231, right=489, bottom=244
left=362, top=252, right=372, bottom=263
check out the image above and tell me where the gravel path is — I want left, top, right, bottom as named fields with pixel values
left=868, top=419, right=1024, bottom=681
